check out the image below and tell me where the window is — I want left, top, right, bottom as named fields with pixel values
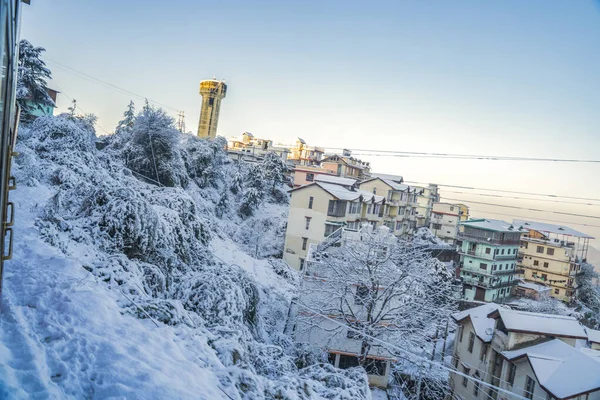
left=536, top=246, right=544, bottom=254
left=468, top=332, right=475, bottom=353
left=327, top=352, right=336, bottom=366
left=347, top=221, right=360, bottom=230
left=302, top=237, right=308, bottom=251
left=299, top=258, right=305, bottom=271
left=543, top=262, right=549, bottom=268
left=355, top=285, right=370, bottom=305
left=324, top=224, right=338, bottom=237
left=327, top=200, right=347, bottom=217
left=348, top=201, right=361, bottom=214
left=513, top=248, right=517, bottom=254
left=396, top=221, right=402, bottom=230
left=485, top=248, right=491, bottom=254
left=338, top=354, right=359, bottom=370
left=450, top=206, right=455, bottom=211
left=534, top=260, right=539, bottom=266
left=507, top=363, right=516, bottom=386
left=501, top=249, right=505, bottom=255
left=480, top=263, right=487, bottom=270
left=524, top=375, right=535, bottom=399
left=365, top=359, right=386, bottom=376
left=432, top=223, right=442, bottom=230
left=306, top=173, right=314, bottom=182
left=308, top=196, right=314, bottom=209
left=554, top=288, right=559, bottom=295
left=522, top=241, right=528, bottom=249
left=372, top=188, right=376, bottom=194
left=541, top=273, right=547, bottom=281
left=547, top=248, right=554, bottom=256
left=474, top=382, right=480, bottom=397
left=480, top=343, right=488, bottom=361
left=305, top=217, right=311, bottom=230
left=458, top=326, right=464, bottom=342
left=462, top=367, right=470, bottom=387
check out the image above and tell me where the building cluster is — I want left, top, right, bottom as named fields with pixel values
left=450, top=304, right=600, bottom=400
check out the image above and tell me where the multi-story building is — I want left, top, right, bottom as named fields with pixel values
left=514, top=220, right=595, bottom=303
left=430, top=203, right=469, bottom=245
left=414, top=184, right=440, bottom=228
left=287, top=137, right=325, bottom=166
left=321, top=149, right=371, bottom=180
left=357, top=177, right=420, bottom=238
left=457, top=219, right=523, bottom=302
left=226, top=132, right=290, bottom=162
left=291, top=165, right=336, bottom=187
left=449, top=304, right=600, bottom=400
left=282, top=175, right=385, bottom=270
left=197, top=79, right=227, bottom=139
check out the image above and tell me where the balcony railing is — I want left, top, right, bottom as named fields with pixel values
left=462, top=276, right=516, bottom=290
left=458, top=233, right=520, bottom=246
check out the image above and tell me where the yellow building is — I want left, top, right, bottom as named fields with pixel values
left=515, top=220, right=594, bottom=302
left=320, top=149, right=371, bottom=180
left=356, top=177, right=420, bottom=238
left=287, top=138, right=325, bottom=166
left=283, top=175, right=385, bottom=270
left=197, top=79, right=227, bottom=139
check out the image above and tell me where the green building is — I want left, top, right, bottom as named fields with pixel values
left=24, top=88, right=58, bottom=118
left=458, top=219, right=524, bottom=302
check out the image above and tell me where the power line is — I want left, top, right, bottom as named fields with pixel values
left=468, top=208, right=600, bottom=229
left=441, top=197, right=600, bottom=220
left=440, top=190, right=600, bottom=207
left=405, top=181, right=600, bottom=203
left=46, top=58, right=181, bottom=112
left=326, top=147, right=600, bottom=164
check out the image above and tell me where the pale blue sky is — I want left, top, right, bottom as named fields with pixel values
left=20, top=0, right=600, bottom=240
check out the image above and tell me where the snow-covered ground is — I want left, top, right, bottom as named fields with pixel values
left=0, top=113, right=372, bottom=399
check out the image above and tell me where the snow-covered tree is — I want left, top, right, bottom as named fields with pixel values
left=116, top=100, right=135, bottom=134
left=576, top=264, right=600, bottom=329
left=125, top=105, right=188, bottom=188
left=262, top=152, right=288, bottom=192
left=239, top=164, right=265, bottom=217
left=16, top=39, right=54, bottom=120
left=296, top=226, right=458, bottom=367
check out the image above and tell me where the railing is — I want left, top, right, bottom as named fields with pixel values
left=318, top=227, right=344, bottom=252
left=462, top=276, right=516, bottom=290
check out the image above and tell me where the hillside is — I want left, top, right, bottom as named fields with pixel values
left=0, top=111, right=371, bottom=399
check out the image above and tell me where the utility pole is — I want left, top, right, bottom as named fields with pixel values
left=176, top=111, right=186, bottom=133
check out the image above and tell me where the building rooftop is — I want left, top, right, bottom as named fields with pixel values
left=488, top=308, right=587, bottom=339
left=452, top=304, right=502, bottom=343
left=588, top=329, right=600, bottom=345
left=372, top=173, right=404, bottom=183
left=314, top=182, right=361, bottom=201
left=357, top=190, right=385, bottom=204
left=460, top=218, right=525, bottom=233
left=315, top=175, right=357, bottom=187
left=513, top=220, right=595, bottom=239
left=516, top=280, right=551, bottom=293
left=502, top=339, right=600, bottom=399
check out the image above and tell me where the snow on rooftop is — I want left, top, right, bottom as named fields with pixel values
left=516, top=280, right=551, bottom=292
left=588, top=329, right=600, bottom=344
left=315, top=182, right=361, bottom=201
left=372, top=173, right=404, bottom=182
left=502, top=339, right=600, bottom=399
left=357, top=190, right=385, bottom=204
left=460, top=218, right=524, bottom=233
left=452, top=304, right=501, bottom=342
left=315, top=174, right=357, bottom=187
left=491, top=308, right=587, bottom=338
left=513, top=220, right=595, bottom=239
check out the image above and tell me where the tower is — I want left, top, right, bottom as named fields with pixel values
left=197, top=79, right=227, bottom=139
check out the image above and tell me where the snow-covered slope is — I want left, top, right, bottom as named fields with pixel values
left=0, top=112, right=371, bottom=399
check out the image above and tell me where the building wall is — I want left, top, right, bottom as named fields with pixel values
left=292, top=167, right=335, bottom=187
left=283, top=185, right=334, bottom=270
left=519, top=239, right=580, bottom=302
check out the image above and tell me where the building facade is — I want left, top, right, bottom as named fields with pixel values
left=414, top=184, right=440, bottom=228
left=286, top=137, right=325, bottom=166
left=282, top=175, right=385, bottom=270
left=457, top=219, right=522, bottom=302
left=291, top=165, right=336, bottom=187
left=449, top=304, right=600, bottom=400
left=320, top=149, right=371, bottom=180
left=197, top=79, right=227, bottom=139
left=357, top=177, right=420, bottom=238
left=226, top=131, right=290, bottom=162
left=430, top=202, right=469, bottom=245
left=514, top=220, right=594, bottom=303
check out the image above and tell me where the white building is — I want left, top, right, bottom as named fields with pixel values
left=450, top=304, right=600, bottom=400
left=429, top=203, right=469, bottom=245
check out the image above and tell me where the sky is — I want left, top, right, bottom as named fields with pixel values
left=20, top=0, right=600, bottom=244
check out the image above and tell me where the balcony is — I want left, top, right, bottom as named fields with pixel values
left=458, top=233, right=520, bottom=246
left=462, top=276, right=516, bottom=290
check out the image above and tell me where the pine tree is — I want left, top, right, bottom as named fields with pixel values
left=16, top=40, right=54, bottom=120
left=239, top=165, right=265, bottom=217
left=261, top=152, right=288, bottom=194
left=116, top=101, right=135, bottom=134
